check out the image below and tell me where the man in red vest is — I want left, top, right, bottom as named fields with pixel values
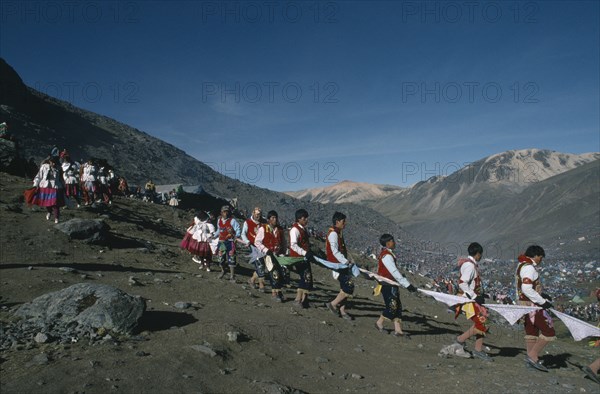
left=325, top=212, right=354, bottom=320
left=255, top=210, right=286, bottom=302
left=516, top=245, right=554, bottom=372
left=375, top=234, right=417, bottom=337
left=289, top=208, right=314, bottom=308
left=216, top=205, right=241, bottom=281
left=444, top=242, right=492, bottom=361
left=242, top=207, right=267, bottom=291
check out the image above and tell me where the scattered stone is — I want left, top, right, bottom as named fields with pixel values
left=29, top=353, right=49, bottom=366
left=174, top=302, right=191, bottom=310
left=59, top=267, right=76, bottom=273
left=296, top=351, right=303, bottom=355
left=562, top=384, right=575, bottom=390
left=128, top=277, right=141, bottom=286
left=417, top=344, right=424, bottom=349
left=135, top=351, right=148, bottom=357
left=227, top=331, right=240, bottom=342
left=351, top=373, right=363, bottom=380
left=354, top=347, right=364, bottom=353
left=34, top=333, right=49, bottom=343
left=190, top=345, right=217, bottom=357
left=28, top=266, right=33, bottom=270
left=315, top=357, right=329, bottom=363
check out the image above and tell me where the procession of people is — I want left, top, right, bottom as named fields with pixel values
left=24, top=146, right=599, bottom=382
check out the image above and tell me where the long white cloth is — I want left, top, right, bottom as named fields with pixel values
left=550, top=309, right=600, bottom=341
left=418, top=289, right=600, bottom=341
left=313, top=256, right=361, bottom=277
left=358, top=268, right=400, bottom=287
left=417, top=289, right=473, bottom=307
left=484, top=304, right=541, bottom=325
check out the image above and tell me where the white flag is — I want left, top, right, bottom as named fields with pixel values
left=550, top=309, right=600, bottom=341
left=417, top=288, right=473, bottom=307
left=484, top=304, right=540, bottom=325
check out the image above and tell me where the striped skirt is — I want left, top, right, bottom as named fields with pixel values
left=35, top=187, right=66, bottom=207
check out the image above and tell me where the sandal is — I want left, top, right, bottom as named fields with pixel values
left=582, top=366, right=600, bottom=384
left=392, top=332, right=411, bottom=339
left=326, top=302, right=339, bottom=316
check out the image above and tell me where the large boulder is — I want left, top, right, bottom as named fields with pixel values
left=54, top=218, right=110, bottom=244
left=15, top=283, right=145, bottom=335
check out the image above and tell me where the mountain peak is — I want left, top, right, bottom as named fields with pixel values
left=0, top=58, right=29, bottom=108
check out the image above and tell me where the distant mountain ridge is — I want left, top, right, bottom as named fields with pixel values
left=283, top=149, right=599, bottom=259
left=285, top=180, right=404, bottom=204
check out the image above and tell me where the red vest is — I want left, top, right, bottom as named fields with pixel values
left=261, top=224, right=284, bottom=254
left=289, top=223, right=309, bottom=257
left=245, top=218, right=262, bottom=246
left=326, top=227, right=347, bottom=263
left=377, top=248, right=395, bottom=281
left=218, top=217, right=234, bottom=241
left=516, top=255, right=540, bottom=301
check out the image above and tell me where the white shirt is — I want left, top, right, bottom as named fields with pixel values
left=519, top=261, right=546, bottom=304
left=241, top=217, right=261, bottom=245
left=191, top=218, right=216, bottom=243
left=458, top=256, right=478, bottom=299
left=327, top=230, right=348, bottom=264
left=254, top=225, right=282, bottom=254
left=33, top=163, right=63, bottom=189
left=381, top=250, right=410, bottom=288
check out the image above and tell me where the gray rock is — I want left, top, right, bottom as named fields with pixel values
left=15, top=283, right=145, bottom=335
left=351, top=373, right=363, bottom=380
left=190, top=344, right=217, bottom=357
left=227, top=331, right=240, bottom=342
left=54, top=219, right=110, bottom=244
left=59, top=267, right=76, bottom=273
left=29, top=353, right=49, bottom=366
left=34, top=332, right=49, bottom=343
left=174, top=302, right=191, bottom=310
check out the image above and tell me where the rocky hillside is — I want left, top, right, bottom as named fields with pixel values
left=1, top=171, right=598, bottom=394
left=285, top=180, right=404, bottom=204
left=0, top=58, right=418, bottom=253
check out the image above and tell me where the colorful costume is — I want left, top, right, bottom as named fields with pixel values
left=455, top=256, right=489, bottom=334
left=289, top=222, right=313, bottom=293
left=326, top=227, right=354, bottom=296
left=377, top=248, right=410, bottom=322
left=516, top=255, right=555, bottom=341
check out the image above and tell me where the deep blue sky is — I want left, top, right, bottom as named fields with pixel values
left=2, top=1, right=599, bottom=190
